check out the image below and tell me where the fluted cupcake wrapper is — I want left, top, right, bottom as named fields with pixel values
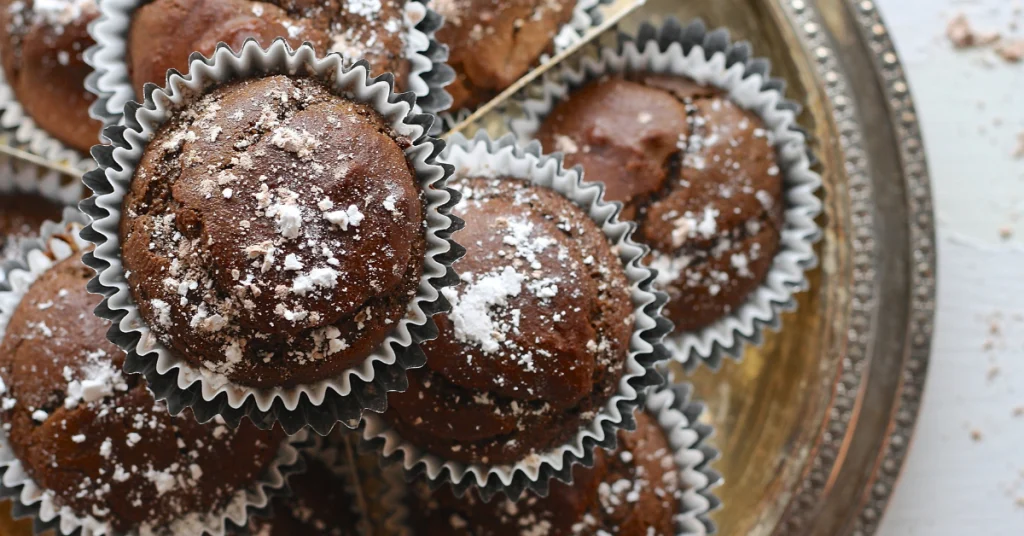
left=646, top=382, right=722, bottom=535
left=80, top=39, right=465, bottom=435
left=383, top=381, right=721, bottom=535
left=360, top=132, right=671, bottom=502
left=0, top=68, right=95, bottom=172
left=0, top=157, right=87, bottom=281
left=435, top=0, right=605, bottom=132
left=85, top=0, right=455, bottom=129
left=508, top=18, right=824, bottom=369
left=0, top=213, right=311, bottom=535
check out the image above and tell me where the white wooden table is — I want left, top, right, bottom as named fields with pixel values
left=875, top=0, right=1024, bottom=534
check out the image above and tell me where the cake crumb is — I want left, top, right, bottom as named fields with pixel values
left=996, top=39, right=1024, bottom=63
left=946, top=13, right=1000, bottom=48
left=970, top=429, right=983, bottom=442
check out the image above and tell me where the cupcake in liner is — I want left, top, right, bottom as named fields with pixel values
left=389, top=381, right=721, bottom=535
left=247, top=432, right=368, bottom=535
left=79, top=39, right=464, bottom=435
left=85, top=0, right=455, bottom=129
left=0, top=213, right=311, bottom=535
left=508, top=18, right=823, bottom=369
left=0, top=156, right=87, bottom=275
left=249, top=429, right=411, bottom=535
left=435, top=0, right=605, bottom=132
left=361, top=132, right=672, bottom=501
left=0, top=63, right=95, bottom=172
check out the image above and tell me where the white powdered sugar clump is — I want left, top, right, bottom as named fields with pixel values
left=17, top=0, right=96, bottom=31
left=266, top=202, right=303, bottom=239
left=63, top=349, right=129, bottom=410
left=270, top=127, right=320, bottom=160
left=443, top=266, right=525, bottom=353
left=323, top=204, right=364, bottom=230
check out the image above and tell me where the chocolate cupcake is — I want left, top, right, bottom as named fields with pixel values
left=535, top=75, right=783, bottom=334
left=130, top=0, right=414, bottom=95
left=0, top=0, right=104, bottom=154
left=384, top=174, right=632, bottom=465
left=362, top=134, right=667, bottom=500
left=510, top=20, right=822, bottom=366
left=120, top=74, right=425, bottom=389
left=82, top=41, right=460, bottom=433
left=0, top=254, right=287, bottom=534
left=407, top=411, right=681, bottom=536
left=248, top=455, right=360, bottom=536
left=434, top=0, right=578, bottom=111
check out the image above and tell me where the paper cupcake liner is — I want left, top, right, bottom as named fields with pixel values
left=85, top=0, right=455, bottom=129
left=360, top=132, right=671, bottom=501
left=0, top=213, right=311, bottom=535
left=384, top=380, right=720, bottom=535
left=0, top=156, right=87, bottom=277
left=508, top=18, right=823, bottom=370
left=0, top=68, right=94, bottom=172
left=646, top=382, right=722, bottom=535
left=247, top=432, right=372, bottom=534
left=435, top=0, right=605, bottom=132
left=80, top=39, right=464, bottom=435
left=0, top=432, right=308, bottom=536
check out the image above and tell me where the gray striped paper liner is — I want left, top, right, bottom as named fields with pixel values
left=361, top=132, right=671, bottom=501
left=79, top=39, right=464, bottom=435
left=85, top=0, right=455, bottom=128
left=0, top=213, right=311, bottom=535
left=508, top=19, right=823, bottom=370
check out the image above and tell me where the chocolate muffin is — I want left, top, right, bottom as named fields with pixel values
left=0, top=0, right=104, bottom=153
left=119, top=75, right=425, bottom=388
left=0, top=192, right=64, bottom=261
left=384, top=176, right=632, bottom=465
left=433, top=0, right=577, bottom=110
left=249, top=455, right=360, bottom=536
left=130, top=0, right=415, bottom=98
left=408, top=411, right=681, bottom=535
left=0, top=255, right=285, bottom=533
left=536, top=75, right=784, bottom=333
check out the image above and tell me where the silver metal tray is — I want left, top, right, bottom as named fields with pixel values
left=0, top=0, right=935, bottom=534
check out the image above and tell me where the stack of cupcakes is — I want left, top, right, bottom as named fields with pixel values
left=0, top=1, right=829, bottom=533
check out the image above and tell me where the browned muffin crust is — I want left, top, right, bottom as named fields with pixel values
left=434, top=0, right=576, bottom=110
left=129, top=0, right=413, bottom=98
left=537, top=75, right=784, bottom=333
left=248, top=455, right=359, bottom=536
left=120, top=75, right=425, bottom=388
left=408, top=411, right=681, bottom=535
left=0, top=255, right=285, bottom=533
left=0, top=0, right=104, bottom=153
left=384, top=176, right=632, bottom=464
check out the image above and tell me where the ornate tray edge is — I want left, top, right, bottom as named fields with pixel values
left=772, top=0, right=936, bottom=534
left=844, top=1, right=935, bottom=533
